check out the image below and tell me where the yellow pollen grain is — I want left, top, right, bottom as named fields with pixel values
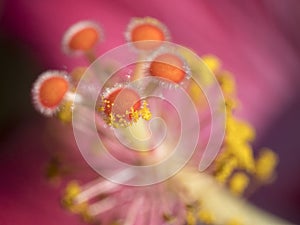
left=225, top=97, right=239, bottom=113
left=226, top=117, right=255, bottom=144
left=106, top=100, right=152, bottom=127
left=229, top=172, right=249, bottom=196
left=198, top=209, right=215, bottom=224
left=140, top=101, right=152, bottom=121
left=186, top=210, right=197, bottom=225
left=217, top=71, right=236, bottom=95
left=202, top=55, right=221, bottom=72
left=63, top=181, right=81, bottom=204
left=215, top=157, right=238, bottom=183
left=235, top=144, right=256, bottom=172
left=57, top=101, right=73, bottom=123
left=62, top=181, right=93, bottom=222
left=255, top=148, right=278, bottom=181
left=223, top=116, right=256, bottom=173
left=236, top=120, right=255, bottom=142
left=129, top=107, right=139, bottom=122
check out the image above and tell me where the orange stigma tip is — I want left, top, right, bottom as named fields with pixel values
left=149, top=53, right=188, bottom=83
left=103, top=87, right=141, bottom=118
left=125, top=17, right=170, bottom=50
left=32, top=71, right=69, bottom=116
left=132, top=24, right=164, bottom=42
left=62, top=21, right=102, bottom=54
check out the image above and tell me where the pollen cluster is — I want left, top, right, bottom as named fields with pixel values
left=98, top=94, right=152, bottom=128
left=207, top=55, right=278, bottom=197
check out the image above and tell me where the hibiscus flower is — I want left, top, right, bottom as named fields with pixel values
left=0, top=0, right=299, bottom=225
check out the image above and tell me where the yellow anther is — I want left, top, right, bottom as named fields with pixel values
left=202, top=55, right=221, bottom=73
left=215, top=114, right=256, bottom=185
left=236, top=120, right=255, bottom=142
left=129, top=107, right=140, bottom=122
left=215, top=157, right=238, bottom=183
left=217, top=71, right=236, bottom=95
left=57, top=101, right=73, bottom=123
left=229, top=172, right=249, bottom=195
left=255, top=148, right=278, bottom=181
left=227, top=143, right=256, bottom=173
left=226, top=117, right=255, bottom=144
left=238, top=145, right=255, bottom=172
left=198, top=209, right=215, bottom=224
left=63, top=181, right=82, bottom=210
left=140, top=101, right=152, bottom=121
left=186, top=210, right=197, bottom=225
left=62, top=181, right=93, bottom=222
left=225, top=97, right=239, bottom=114
left=108, top=113, right=116, bottom=126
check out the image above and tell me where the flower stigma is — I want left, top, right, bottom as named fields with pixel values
left=98, top=86, right=152, bottom=128
left=62, top=21, right=103, bottom=57
left=125, top=17, right=170, bottom=50
left=32, top=71, right=70, bottom=116
left=149, top=52, right=191, bottom=84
